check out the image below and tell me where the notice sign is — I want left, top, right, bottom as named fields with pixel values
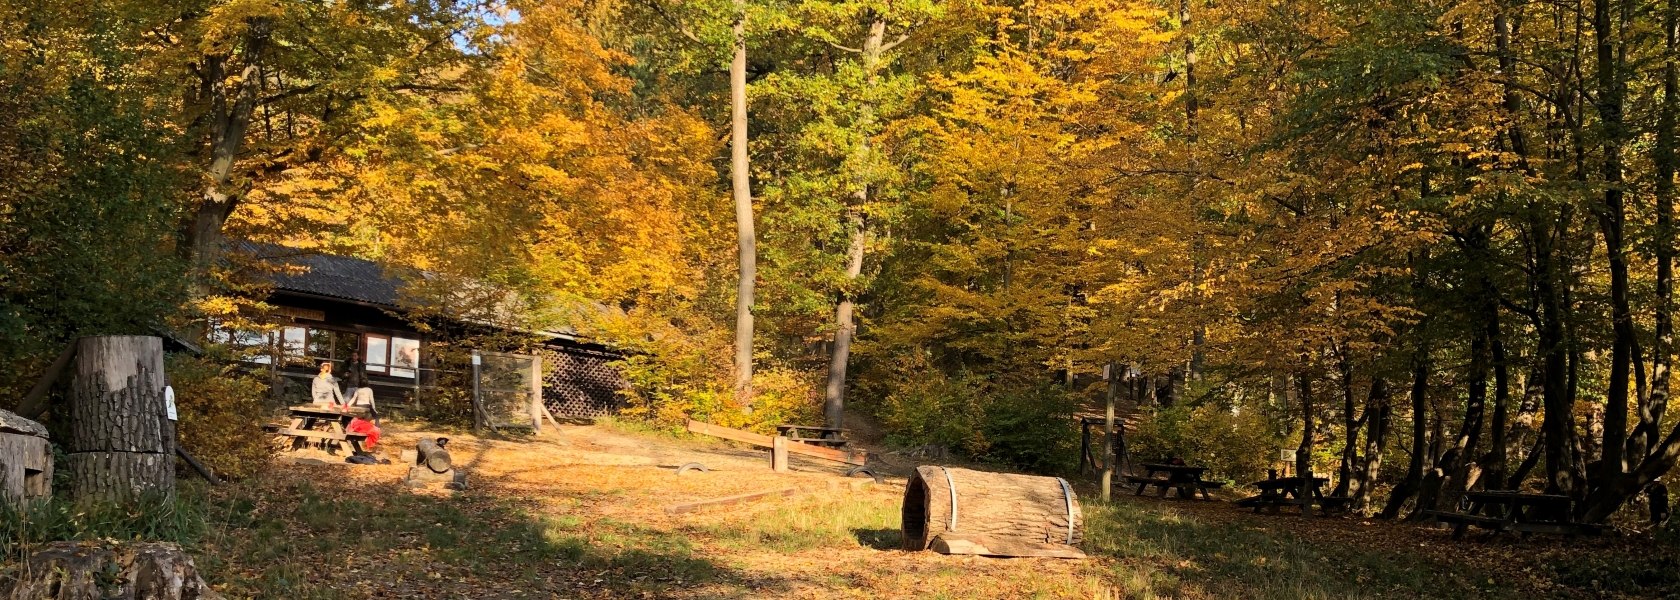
left=165, top=386, right=178, bottom=421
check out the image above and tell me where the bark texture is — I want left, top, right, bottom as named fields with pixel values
left=69, top=336, right=174, bottom=504
left=902, top=466, right=1082, bottom=552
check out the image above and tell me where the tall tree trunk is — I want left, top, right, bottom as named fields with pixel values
left=1536, top=215, right=1578, bottom=494
left=1636, top=0, right=1678, bottom=464
left=1181, top=0, right=1206, bottom=381
left=1483, top=309, right=1512, bottom=488
left=1295, top=371, right=1314, bottom=492
left=1582, top=2, right=1680, bottom=520
left=1354, top=377, right=1391, bottom=511
left=1381, top=337, right=1430, bottom=519
left=730, top=0, right=757, bottom=402
left=823, top=17, right=888, bottom=429
left=1333, top=344, right=1361, bottom=498
left=1591, top=0, right=1632, bottom=488
left=181, top=18, right=273, bottom=272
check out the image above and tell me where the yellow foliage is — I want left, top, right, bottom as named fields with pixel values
left=167, top=353, right=272, bottom=480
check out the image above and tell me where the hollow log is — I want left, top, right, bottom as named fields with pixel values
left=0, top=541, right=220, bottom=600
left=69, top=336, right=173, bottom=503
left=901, top=466, right=1082, bottom=553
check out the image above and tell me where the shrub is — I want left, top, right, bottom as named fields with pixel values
left=1129, top=404, right=1282, bottom=483
left=167, top=353, right=272, bottom=480
left=976, top=384, right=1080, bottom=474
left=875, top=372, right=986, bottom=455
left=872, top=372, right=1079, bottom=474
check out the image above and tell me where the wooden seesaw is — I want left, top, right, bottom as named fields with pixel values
left=683, top=419, right=871, bottom=472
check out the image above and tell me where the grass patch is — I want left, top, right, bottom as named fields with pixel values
left=694, top=495, right=901, bottom=553
left=1083, top=500, right=1506, bottom=600
left=196, top=474, right=729, bottom=597
left=0, top=484, right=209, bottom=557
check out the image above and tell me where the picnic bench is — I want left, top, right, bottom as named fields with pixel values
left=269, top=405, right=369, bottom=455
left=774, top=424, right=848, bottom=448
left=1424, top=491, right=1602, bottom=539
left=1128, top=463, right=1224, bottom=500
left=1240, top=475, right=1330, bottom=514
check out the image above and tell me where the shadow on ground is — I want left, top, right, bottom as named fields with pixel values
left=196, top=464, right=764, bottom=599
left=851, top=528, right=900, bottom=550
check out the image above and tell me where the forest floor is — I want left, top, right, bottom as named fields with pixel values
left=192, top=420, right=1678, bottom=599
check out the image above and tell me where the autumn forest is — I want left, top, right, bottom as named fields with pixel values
left=8, top=0, right=1680, bottom=536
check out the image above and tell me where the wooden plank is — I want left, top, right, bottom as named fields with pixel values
left=665, top=487, right=799, bottom=514
left=275, top=428, right=367, bottom=441
left=16, top=341, right=76, bottom=419
left=685, top=419, right=868, bottom=466
left=930, top=533, right=1086, bottom=559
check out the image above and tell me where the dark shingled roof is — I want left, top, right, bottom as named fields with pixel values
left=243, top=243, right=405, bottom=307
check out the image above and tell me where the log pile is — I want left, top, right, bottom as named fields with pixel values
left=0, top=541, right=220, bottom=600
left=69, top=336, right=174, bottom=504
left=901, top=466, right=1085, bottom=558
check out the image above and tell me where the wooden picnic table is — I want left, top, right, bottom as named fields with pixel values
left=1426, top=490, right=1598, bottom=539
left=1128, top=463, right=1224, bottom=500
left=774, top=424, right=848, bottom=447
left=271, top=405, right=369, bottom=455
left=1244, top=475, right=1331, bottom=514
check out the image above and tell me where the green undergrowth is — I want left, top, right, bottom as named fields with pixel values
left=0, top=484, right=210, bottom=558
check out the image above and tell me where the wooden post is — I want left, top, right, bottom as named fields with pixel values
left=470, top=350, right=483, bottom=434
left=69, top=336, right=174, bottom=504
left=1103, top=361, right=1117, bottom=502
left=771, top=435, right=790, bottom=473
left=529, top=353, right=544, bottom=434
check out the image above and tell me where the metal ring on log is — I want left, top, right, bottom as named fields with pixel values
left=676, top=462, right=708, bottom=475
left=901, top=466, right=1083, bottom=552
left=1056, top=477, right=1076, bottom=545
left=939, top=466, right=959, bottom=531
left=845, top=465, right=884, bottom=483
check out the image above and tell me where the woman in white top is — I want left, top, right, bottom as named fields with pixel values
left=311, top=362, right=345, bottom=407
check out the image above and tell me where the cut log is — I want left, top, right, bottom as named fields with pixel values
left=931, top=533, right=1088, bottom=559
left=0, top=407, right=49, bottom=438
left=0, top=432, right=52, bottom=503
left=416, top=437, right=452, bottom=473
left=0, top=541, right=220, bottom=599
left=69, top=336, right=173, bottom=504
left=901, top=466, right=1082, bottom=553
left=68, top=452, right=174, bottom=503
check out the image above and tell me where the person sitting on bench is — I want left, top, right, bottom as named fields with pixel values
left=311, top=362, right=346, bottom=408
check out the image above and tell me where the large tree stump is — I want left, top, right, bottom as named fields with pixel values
left=0, top=541, right=220, bottom=600
left=901, top=466, right=1083, bottom=554
left=69, top=336, right=173, bottom=504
